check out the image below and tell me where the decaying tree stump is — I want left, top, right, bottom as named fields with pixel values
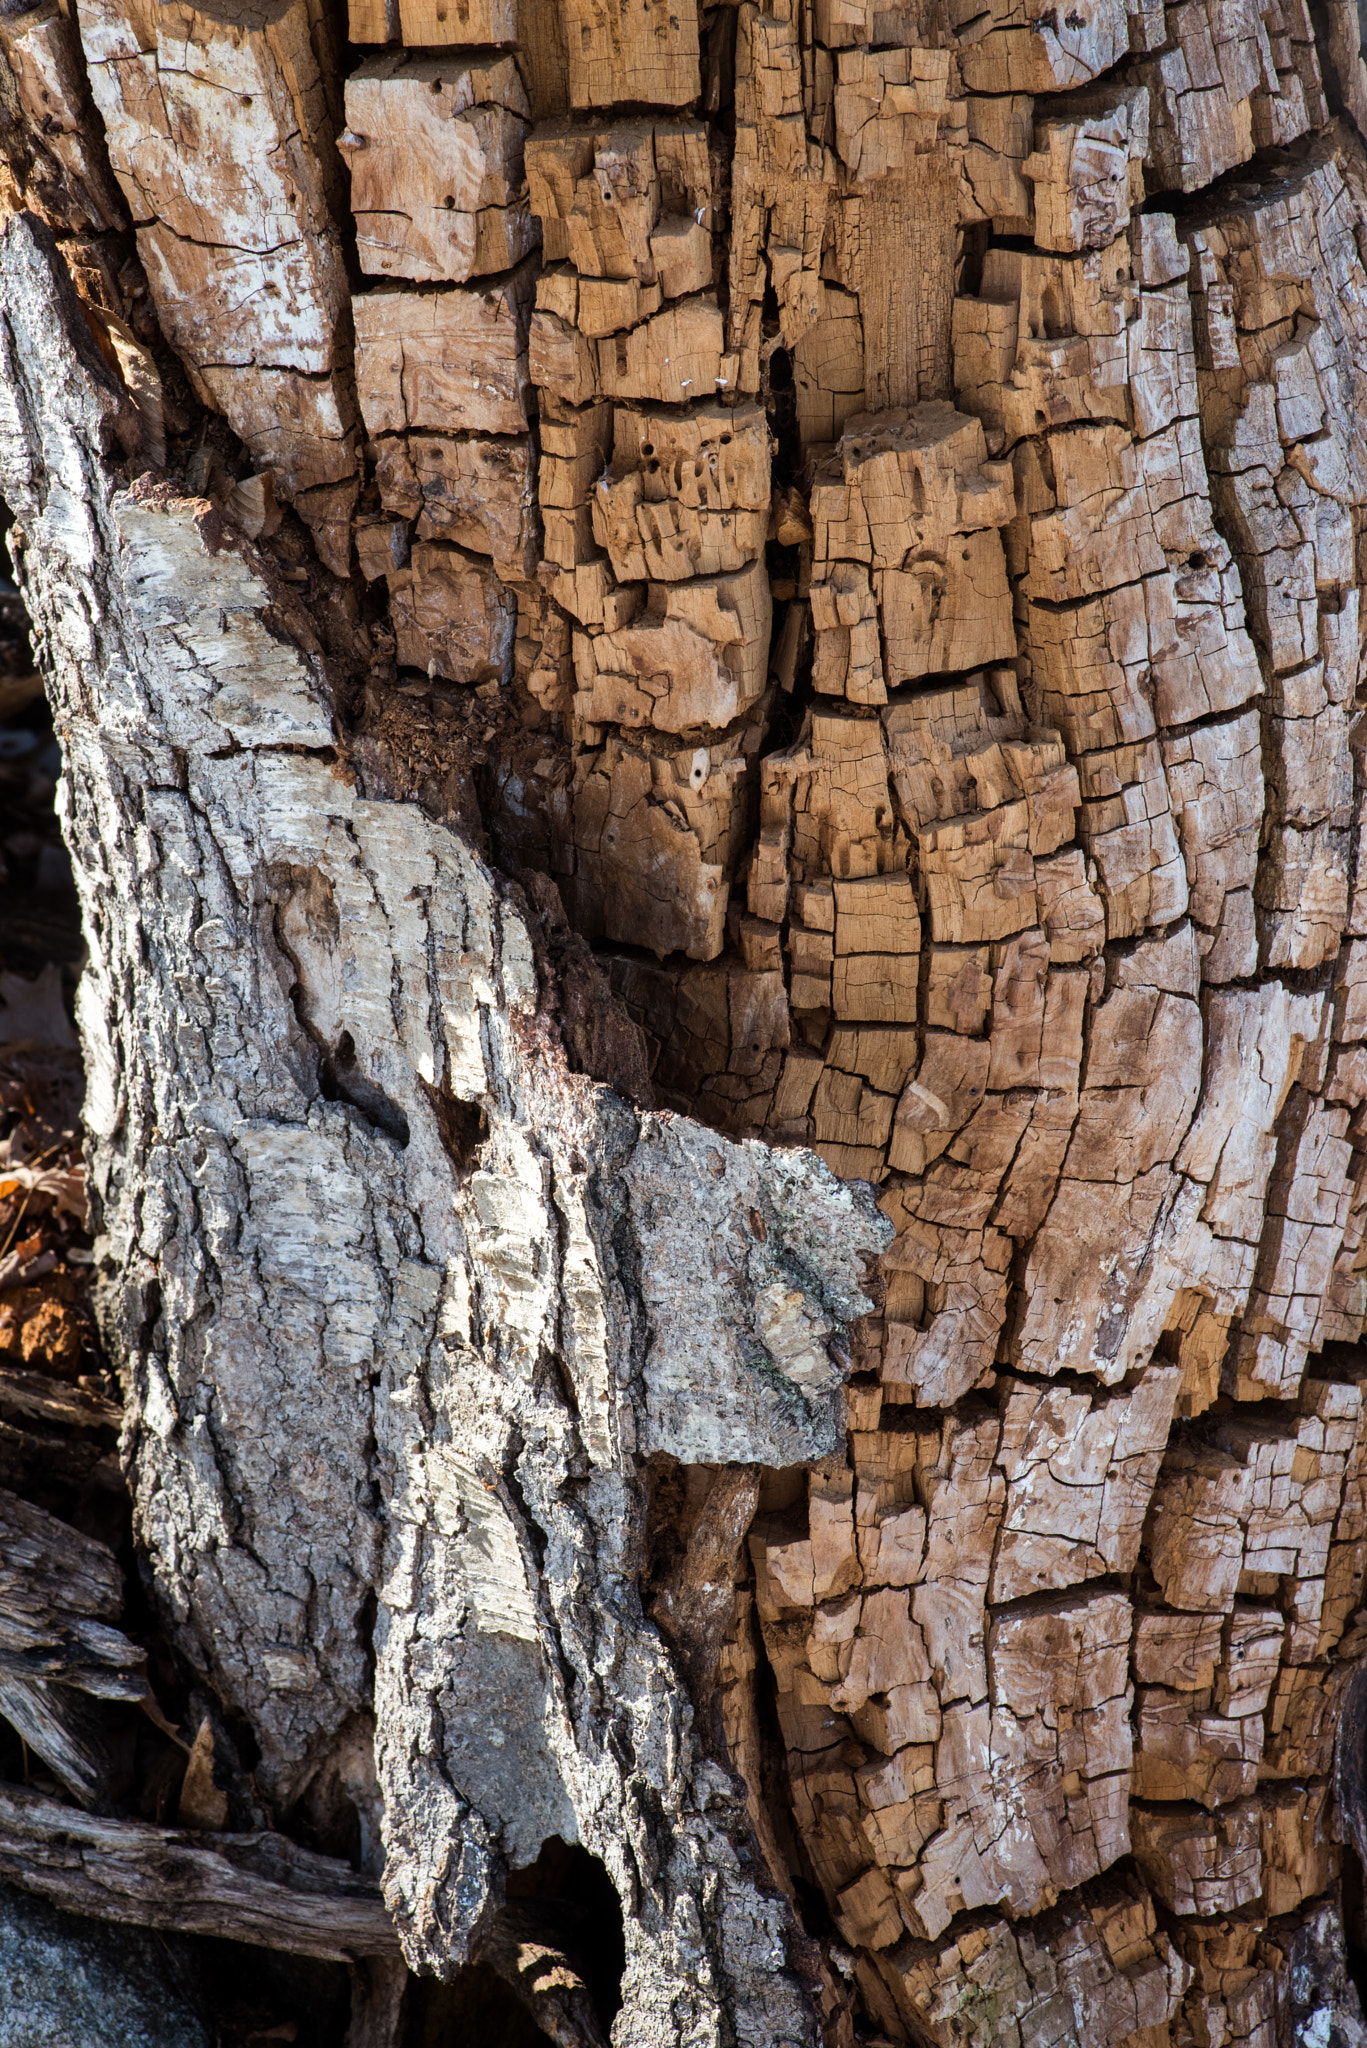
left=6, top=0, right=1367, bottom=2037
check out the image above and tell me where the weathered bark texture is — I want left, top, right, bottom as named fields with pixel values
left=6, top=0, right=1367, bottom=2037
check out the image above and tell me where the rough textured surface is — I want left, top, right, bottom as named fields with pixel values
left=6, top=0, right=1367, bottom=2033
left=0, top=1878, right=211, bottom=2047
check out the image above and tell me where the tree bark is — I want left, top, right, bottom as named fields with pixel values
left=5, top=0, right=1367, bottom=2041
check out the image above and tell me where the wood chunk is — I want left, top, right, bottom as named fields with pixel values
left=1130, top=1801, right=1262, bottom=1917
left=571, top=558, right=771, bottom=736
left=829, top=1586, right=933, bottom=1715
left=829, top=875, right=919, bottom=1026
left=986, top=931, right=1085, bottom=1091
left=1147, top=1445, right=1251, bottom=1615
left=793, top=285, right=867, bottom=444
left=809, top=406, right=1015, bottom=689
left=903, top=1411, right=1001, bottom=1705
left=0, top=1, right=125, bottom=235
left=833, top=47, right=950, bottom=181
left=1061, top=979, right=1202, bottom=1185
left=593, top=401, right=770, bottom=582
left=347, top=0, right=397, bottom=40
left=1216, top=1606, right=1285, bottom=1718
left=889, top=1033, right=989, bottom=1179
left=1170, top=1917, right=1275, bottom=2047
left=193, top=365, right=358, bottom=506
left=903, top=1590, right=1133, bottom=1938
left=883, top=1883, right=1187, bottom=2048
left=1162, top=709, right=1263, bottom=968
left=0, top=1784, right=396, bottom=1959
left=1012, top=1165, right=1178, bottom=1386
left=564, top=735, right=757, bottom=960
left=825, top=1026, right=918, bottom=1100
left=1228, top=1100, right=1358, bottom=1401
left=809, top=1468, right=860, bottom=1603
left=833, top=1865, right=902, bottom=1952
left=856, top=1505, right=927, bottom=1593
left=578, top=275, right=663, bottom=337
left=1023, top=89, right=1149, bottom=254
left=78, top=0, right=357, bottom=533
left=1257, top=823, right=1350, bottom=972
left=79, top=0, right=347, bottom=373
left=596, top=296, right=726, bottom=405
left=781, top=711, right=897, bottom=883
left=1176, top=982, right=1326, bottom=1252
left=1137, top=0, right=1323, bottom=192
left=529, top=307, right=598, bottom=407
left=923, top=945, right=993, bottom=1036
left=1163, top=1289, right=1233, bottom=1421
left=1259, top=1783, right=1334, bottom=1919
left=342, top=54, right=533, bottom=283
left=386, top=0, right=516, bottom=42
left=1018, top=425, right=1258, bottom=723
left=388, top=540, right=516, bottom=684
left=956, top=0, right=1130, bottom=94
left=1264, top=1658, right=1349, bottom=1779
left=954, top=242, right=1133, bottom=453
left=812, top=1063, right=896, bottom=1170
left=293, top=478, right=359, bottom=578
left=539, top=392, right=612, bottom=505
left=789, top=1753, right=879, bottom=1899
left=375, top=433, right=536, bottom=577
left=990, top=1366, right=1181, bottom=1600
left=880, top=676, right=1080, bottom=946
left=526, top=117, right=710, bottom=281
left=561, top=0, right=699, bottom=111
left=1133, top=1611, right=1224, bottom=1691
left=916, top=806, right=1039, bottom=947
left=353, top=268, right=533, bottom=437
left=881, top=1200, right=1014, bottom=1406
left=750, top=1517, right=815, bottom=1622
left=1034, top=849, right=1106, bottom=962
left=838, top=161, right=959, bottom=417
left=884, top=676, right=1077, bottom=839
left=1132, top=1689, right=1262, bottom=1807
left=650, top=212, right=712, bottom=297
left=992, top=1086, right=1080, bottom=1243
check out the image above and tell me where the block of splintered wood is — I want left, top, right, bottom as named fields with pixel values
left=374, top=433, right=537, bottom=579
left=0, top=1, right=125, bottom=234
left=559, top=0, right=699, bottom=111
left=75, top=0, right=359, bottom=567
left=571, top=559, right=771, bottom=739
left=353, top=265, right=535, bottom=438
left=591, top=402, right=771, bottom=583
left=807, top=403, right=1016, bottom=701
left=524, top=118, right=724, bottom=408
left=0, top=1486, right=147, bottom=1807
left=341, top=53, right=534, bottom=283
left=387, top=541, right=518, bottom=685
left=563, top=725, right=764, bottom=961
left=0, top=1784, right=397, bottom=1958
